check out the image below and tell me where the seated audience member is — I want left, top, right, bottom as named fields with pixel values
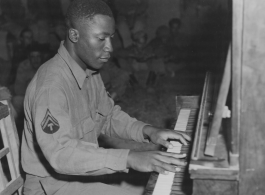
left=21, top=1, right=190, bottom=195
left=113, top=0, right=149, bottom=48
left=29, top=15, right=50, bottom=45
left=145, top=25, right=170, bottom=81
left=13, top=28, right=35, bottom=64
left=14, top=44, right=43, bottom=97
left=13, top=44, right=43, bottom=133
left=116, top=30, right=154, bottom=88
left=0, top=28, right=15, bottom=87
left=12, top=28, right=36, bottom=84
left=147, top=23, right=187, bottom=78
left=167, top=18, right=189, bottom=66
left=169, top=18, right=182, bottom=44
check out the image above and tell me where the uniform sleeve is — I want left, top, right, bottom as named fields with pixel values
left=33, top=86, right=130, bottom=176
left=96, top=76, right=149, bottom=143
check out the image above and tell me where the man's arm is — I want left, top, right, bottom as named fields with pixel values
left=33, top=86, right=130, bottom=176
left=126, top=125, right=191, bottom=174
left=96, top=75, right=191, bottom=174
left=98, top=133, right=161, bottom=151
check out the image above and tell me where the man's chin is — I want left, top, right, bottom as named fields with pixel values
left=86, top=62, right=104, bottom=71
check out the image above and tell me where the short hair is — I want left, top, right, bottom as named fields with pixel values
left=168, top=18, right=181, bottom=28
left=65, top=0, right=113, bottom=29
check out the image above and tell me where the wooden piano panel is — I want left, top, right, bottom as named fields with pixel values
left=237, top=0, right=265, bottom=194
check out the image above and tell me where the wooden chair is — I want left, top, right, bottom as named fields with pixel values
left=0, top=100, right=23, bottom=195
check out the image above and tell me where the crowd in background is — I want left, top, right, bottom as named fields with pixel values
left=0, top=0, right=190, bottom=139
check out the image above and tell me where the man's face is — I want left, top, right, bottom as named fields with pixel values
left=29, top=51, right=42, bottom=70
left=74, top=14, right=115, bottom=70
left=22, top=31, right=33, bottom=46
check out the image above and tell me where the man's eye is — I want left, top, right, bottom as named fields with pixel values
left=98, top=37, right=105, bottom=41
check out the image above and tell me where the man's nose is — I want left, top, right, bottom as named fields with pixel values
left=104, top=38, right=113, bottom=52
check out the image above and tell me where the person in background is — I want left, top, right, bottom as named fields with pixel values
left=21, top=1, right=190, bottom=195
left=14, top=44, right=43, bottom=97
left=11, top=28, right=36, bottom=84
left=13, top=43, right=43, bottom=138
left=169, top=18, right=181, bottom=40
left=113, top=0, right=149, bottom=48
left=29, top=15, right=50, bottom=46
left=13, top=28, right=34, bottom=64
left=115, top=30, right=154, bottom=89
left=144, top=25, right=170, bottom=90
left=0, top=26, right=15, bottom=87
left=166, top=18, right=189, bottom=72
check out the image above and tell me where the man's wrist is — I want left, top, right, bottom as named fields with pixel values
left=142, top=125, right=153, bottom=140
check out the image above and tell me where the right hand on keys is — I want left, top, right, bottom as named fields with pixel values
left=127, top=150, right=187, bottom=175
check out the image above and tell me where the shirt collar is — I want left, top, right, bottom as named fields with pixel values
left=57, top=41, right=96, bottom=89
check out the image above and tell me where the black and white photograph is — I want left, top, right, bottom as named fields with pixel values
left=0, top=0, right=264, bottom=195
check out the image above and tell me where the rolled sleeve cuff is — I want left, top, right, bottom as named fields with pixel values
left=105, top=149, right=130, bottom=173
left=130, top=121, right=150, bottom=143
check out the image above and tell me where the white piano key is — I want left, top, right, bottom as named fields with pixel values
left=174, top=109, right=190, bottom=132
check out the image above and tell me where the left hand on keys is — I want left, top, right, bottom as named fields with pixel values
left=142, top=125, right=191, bottom=149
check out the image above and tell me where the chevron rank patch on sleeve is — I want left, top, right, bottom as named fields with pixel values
left=41, top=109, right=60, bottom=134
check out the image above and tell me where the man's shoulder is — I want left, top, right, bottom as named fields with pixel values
left=35, top=55, right=68, bottom=87
left=40, top=54, right=66, bottom=75
left=43, top=54, right=64, bottom=69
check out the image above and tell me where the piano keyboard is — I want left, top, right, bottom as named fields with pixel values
left=152, top=109, right=191, bottom=195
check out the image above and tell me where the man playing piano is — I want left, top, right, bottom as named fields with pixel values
left=20, top=0, right=190, bottom=194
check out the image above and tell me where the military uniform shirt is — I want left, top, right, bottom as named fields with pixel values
left=21, top=42, right=148, bottom=177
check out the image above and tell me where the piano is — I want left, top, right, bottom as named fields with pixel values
left=144, top=67, right=237, bottom=195
left=144, top=0, right=265, bottom=194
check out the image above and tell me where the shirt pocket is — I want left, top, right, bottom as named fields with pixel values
left=74, top=117, right=95, bottom=140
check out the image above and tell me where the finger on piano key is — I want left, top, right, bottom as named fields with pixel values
left=151, top=108, right=192, bottom=195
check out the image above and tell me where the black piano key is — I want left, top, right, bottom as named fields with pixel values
left=170, top=190, right=186, bottom=195
left=172, top=177, right=184, bottom=183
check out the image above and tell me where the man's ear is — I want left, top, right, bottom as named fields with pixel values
left=68, top=28, right=79, bottom=43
